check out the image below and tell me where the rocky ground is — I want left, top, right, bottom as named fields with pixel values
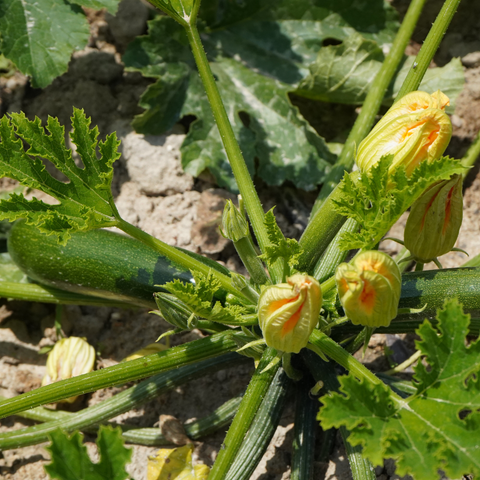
left=1, top=0, right=480, bottom=479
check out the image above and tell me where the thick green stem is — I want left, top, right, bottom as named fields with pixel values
left=313, top=218, right=358, bottom=283
left=225, top=368, right=290, bottom=480
left=396, top=0, right=462, bottom=99
left=183, top=23, right=283, bottom=283
left=208, top=347, right=279, bottom=480
left=299, top=181, right=350, bottom=273
left=291, top=377, right=318, bottom=480
left=0, top=281, right=138, bottom=308
left=0, top=353, right=245, bottom=450
left=234, top=237, right=270, bottom=285
left=116, top=218, right=249, bottom=302
left=462, top=127, right=480, bottom=172
left=0, top=332, right=237, bottom=420
left=311, top=0, right=427, bottom=214
left=4, top=394, right=243, bottom=446
left=340, top=427, right=376, bottom=480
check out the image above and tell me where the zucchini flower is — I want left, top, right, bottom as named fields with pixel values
left=357, top=90, right=452, bottom=175
left=258, top=274, right=321, bottom=353
left=336, top=251, right=401, bottom=328
left=42, top=337, right=95, bottom=402
left=404, top=174, right=463, bottom=263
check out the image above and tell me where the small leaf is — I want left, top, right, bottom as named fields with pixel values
left=44, top=426, right=132, bottom=480
left=259, top=209, right=303, bottom=270
left=147, top=444, right=209, bottom=480
left=319, top=299, right=480, bottom=479
left=0, top=0, right=90, bottom=88
left=68, top=0, right=119, bottom=15
left=0, top=109, right=121, bottom=244
left=333, top=156, right=466, bottom=250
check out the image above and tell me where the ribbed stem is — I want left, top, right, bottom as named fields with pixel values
left=340, top=427, right=376, bottom=480
left=184, top=23, right=283, bottom=284
left=0, top=353, right=245, bottom=450
left=0, top=332, right=237, bottom=420
left=225, top=368, right=290, bottom=480
left=208, top=348, right=279, bottom=480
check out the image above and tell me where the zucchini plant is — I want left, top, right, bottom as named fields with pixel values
left=0, top=0, right=480, bottom=479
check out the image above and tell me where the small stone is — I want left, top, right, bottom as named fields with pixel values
left=451, top=114, right=464, bottom=128
left=159, top=414, right=191, bottom=445
left=462, top=51, right=480, bottom=68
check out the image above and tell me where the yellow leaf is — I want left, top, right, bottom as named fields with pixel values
left=147, top=444, right=210, bottom=480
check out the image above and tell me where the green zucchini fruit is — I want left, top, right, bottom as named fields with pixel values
left=7, top=220, right=229, bottom=308
left=399, top=267, right=480, bottom=318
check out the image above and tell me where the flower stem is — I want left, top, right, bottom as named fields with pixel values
left=461, top=127, right=480, bottom=172
left=0, top=332, right=237, bottom=420
left=183, top=23, right=283, bottom=283
left=311, top=0, right=427, bottom=215
left=0, top=353, right=245, bottom=450
left=396, top=0, right=462, bottom=99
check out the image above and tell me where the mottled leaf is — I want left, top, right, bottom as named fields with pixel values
left=0, top=0, right=90, bottom=88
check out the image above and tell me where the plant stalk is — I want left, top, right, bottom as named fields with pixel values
left=0, top=353, right=245, bottom=450
left=311, top=0, right=428, bottom=215
left=183, top=23, right=283, bottom=283
left=396, top=0, right=462, bottom=99
left=340, top=427, right=376, bottom=480
left=208, top=347, right=279, bottom=480
left=0, top=332, right=237, bottom=420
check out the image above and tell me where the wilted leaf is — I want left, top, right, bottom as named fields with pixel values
left=147, top=444, right=209, bottom=480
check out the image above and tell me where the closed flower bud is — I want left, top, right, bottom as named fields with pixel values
left=336, top=251, right=401, bottom=328
left=404, top=174, right=463, bottom=263
left=258, top=274, right=321, bottom=353
left=222, top=199, right=249, bottom=242
left=42, top=337, right=95, bottom=402
left=357, top=91, right=452, bottom=175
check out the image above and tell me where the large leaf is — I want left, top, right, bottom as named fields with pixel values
left=297, top=34, right=464, bottom=109
left=0, top=0, right=90, bottom=88
left=319, top=299, right=480, bottom=480
left=124, top=16, right=336, bottom=191
left=44, top=426, right=132, bottom=480
left=0, top=109, right=120, bottom=243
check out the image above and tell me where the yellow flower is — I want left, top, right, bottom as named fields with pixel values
left=258, top=274, right=322, bottom=353
left=336, top=251, right=401, bottom=328
left=404, top=174, right=463, bottom=263
left=42, top=337, right=95, bottom=402
left=356, top=91, right=452, bottom=175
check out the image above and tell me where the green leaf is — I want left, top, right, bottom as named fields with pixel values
left=125, top=17, right=335, bottom=192
left=163, top=272, right=249, bottom=324
left=148, top=0, right=198, bottom=26
left=44, top=426, right=132, bottom=480
left=333, top=156, right=466, bottom=250
left=258, top=209, right=303, bottom=270
left=297, top=33, right=464, bottom=109
left=0, top=0, right=90, bottom=88
left=318, top=299, right=480, bottom=479
left=0, top=109, right=120, bottom=244
left=68, top=0, right=119, bottom=15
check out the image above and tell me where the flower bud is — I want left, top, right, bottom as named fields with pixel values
left=258, top=274, right=321, bottom=353
left=222, top=199, right=249, bottom=242
left=404, top=174, right=463, bottom=263
left=336, top=251, right=401, bottom=328
left=357, top=91, right=452, bottom=175
left=42, top=337, right=95, bottom=402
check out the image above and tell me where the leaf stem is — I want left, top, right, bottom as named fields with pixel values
left=461, top=127, right=480, bottom=172
left=183, top=23, right=283, bottom=283
left=340, top=427, right=376, bottom=480
left=311, top=0, right=427, bottom=215
left=0, top=353, right=245, bottom=450
left=384, top=349, right=422, bottom=375
left=208, top=347, right=279, bottom=480
left=116, top=218, right=249, bottom=302
left=0, top=332, right=237, bottom=420
left=396, top=0, right=462, bottom=99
